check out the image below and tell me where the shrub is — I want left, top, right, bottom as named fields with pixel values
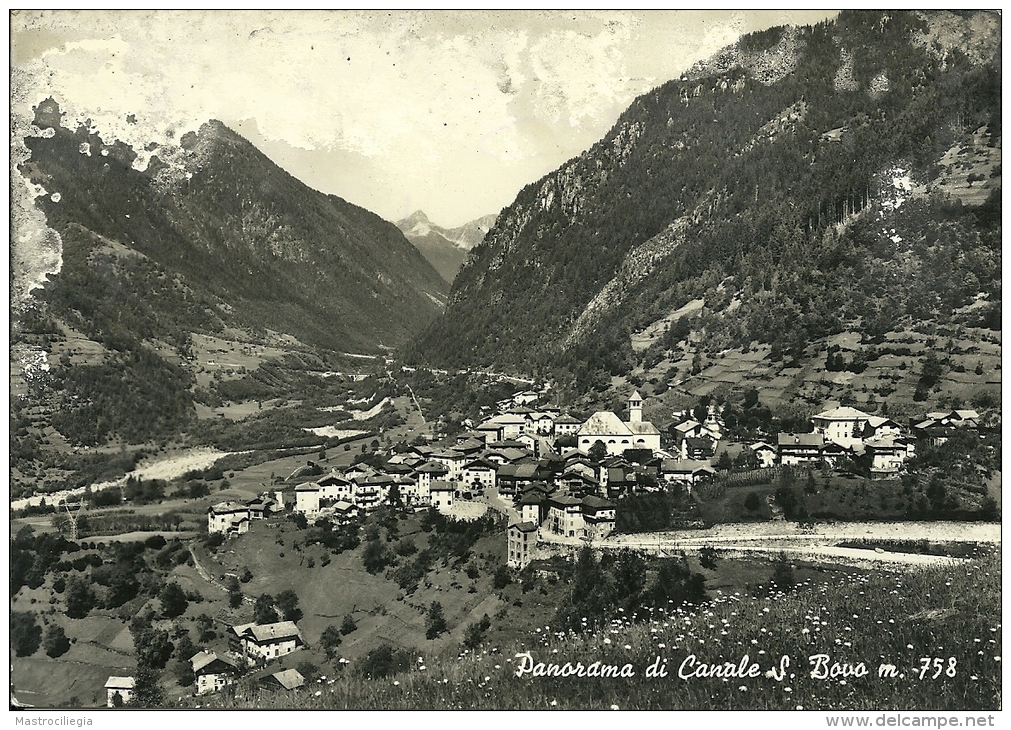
left=358, top=644, right=410, bottom=679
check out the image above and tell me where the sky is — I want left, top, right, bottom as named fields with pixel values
left=11, top=10, right=839, bottom=227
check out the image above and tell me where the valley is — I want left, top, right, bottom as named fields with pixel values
left=9, top=9, right=1001, bottom=714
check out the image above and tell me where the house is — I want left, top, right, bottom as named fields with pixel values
left=208, top=502, right=250, bottom=536
left=430, top=480, right=455, bottom=512
left=294, top=483, right=321, bottom=514
left=429, top=449, right=468, bottom=481
left=496, top=462, right=544, bottom=495
left=660, top=459, right=716, bottom=492
left=460, top=458, right=497, bottom=491
left=580, top=496, right=616, bottom=539
left=259, top=668, right=305, bottom=694
left=330, top=500, right=360, bottom=524
left=546, top=495, right=584, bottom=538
left=525, top=411, right=556, bottom=436
left=811, top=406, right=872, bottom=448
left=507, top=522, right=538, bottom=569
left=318, top=473, right=354, bottom=502
left=232, top=621, right=303, bottom=665
left=246, top=496, right=275, bottom=520
left=577, top=391, right=661, bottom=456
left=822, top=441, right=854, bottom=469
left=413, top=460, right=449, bottom=499
left=864, top=436, right=910, bottom=477
left=750, top=441, right=777, bottom=468
left=862, top=416, right=903, bottom=441
left=512, top=390, right=540, bottom=406
left=682, top=436, right=716, bottom=461
left=190, top=650, right=238, bottom=696
left=354, top=474, right=394, bottom=510
left=517, top=491, right=548, bottom=525
left=778, top=432, right=825, bottom=466
left=104, top=676, right=135, bottom=707
left=553, top=414, right=583, bottom=437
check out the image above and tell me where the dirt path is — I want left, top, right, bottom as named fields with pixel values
left=11, top=446, right=236, bottom=511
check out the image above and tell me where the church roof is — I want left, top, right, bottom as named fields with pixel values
left=629, top=390, right=643, bottom=401
left=578, top=411, right=633, bottom=437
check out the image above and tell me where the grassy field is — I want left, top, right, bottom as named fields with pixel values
left=194, top=552, right=1000, bottom=711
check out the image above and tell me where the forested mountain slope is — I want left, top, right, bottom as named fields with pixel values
left=408, top=11, right=1000, bottom=395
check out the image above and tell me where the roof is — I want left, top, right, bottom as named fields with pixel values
left=578, top=411, right=632, bottom=437
left=626, top=420, right=661, bottom=436
left=243, top=621, right=302, bottom=644
left=661, top=459, right=712, bottom=474
left=674, top=419, right=702, bottom=433
left=549, top=494, right=582, bottom=507
left=954, top=409, right=980, bottom=420
left=415, top=461, right=449, bottom=474
left=190, top=650, right=237, bottom=673
left=266, top=669, right=305, bottom=691
left=464, top=458, right=497, bottom=470
left=629, top=390, right=643, bottom=401
left=509, top=521, right=539, bottom=533
left=294, top=482, right=320, bottom=493
left=580, top=495, right=615, bottom=510
left=430, top=479, right=455, bottom=492
left=105, top=676, right=135, bottom=690
left=750, top=441, right=776, bottom=452
left=518, top=492, right=547, bottom=505
left=865, top=416, right=900, bottom=429
left=813, top=406, right=872, bottom=421
left=333, top=500, right=356, bottom=511
left=554, top=414, right=582, bottom=424
left=777, top=432, right=825, bottom=448
left=209, top=501, right=247, bottom=514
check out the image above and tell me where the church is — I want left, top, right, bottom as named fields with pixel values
left=577, top=391, right=661, bottom=456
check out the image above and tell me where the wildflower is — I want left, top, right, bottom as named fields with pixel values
left=784, top=687, right=792, bottom=693
left=550, top=699, right=558, bottom=707
left=393, top=681, right=400, bottom=686
left=739, top=686, right=748, bottom=692
left=624, top=644, right=631, bottom=650
left=611, top=704, right=620, bottom=711
left=797, top=706, right=804, bottom=711
left=604, top=638, right=611, bottom=644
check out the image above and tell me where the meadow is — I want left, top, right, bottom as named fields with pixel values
left=196, top=552, right=1000, bottom=711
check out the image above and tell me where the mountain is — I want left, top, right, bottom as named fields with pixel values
left=408, top=10, right=1001, bottom=406
left=396, top=210, right=498, bottom=282
left=12, top=101, right=449, bottom=446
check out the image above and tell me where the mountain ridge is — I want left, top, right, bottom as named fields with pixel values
left=408, top=10, right=1001, bottom=403
left=396, top=210, right=498, bottom=282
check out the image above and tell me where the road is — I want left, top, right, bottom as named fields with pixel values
left=540, top=520, right=1000, bottom=567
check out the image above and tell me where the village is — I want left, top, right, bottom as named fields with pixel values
left=99, top=385, right=987, bottom=705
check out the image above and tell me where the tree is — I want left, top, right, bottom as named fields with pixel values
left=699, top=545, right=720, bottom=571
left=587, top=441, right=607, bottom=463
left=744, top=491, right=762, bottom=512
left=358, top=644, right=410, bottom=679
left=253, top=594, right=277, bottom=624
left=462, top=614, right=491, bottom=650
left=196, top=614, right=216, bottom=643
left=320, top=625, right=343, bottom=662
left=340, top=614, right=357, bottom=636
left=362, top=539, right=391, bottom=574
left=129, top=666, right=165, bottom=708
left=64, top=576, right=96, bottom=618
left=715, top=451, right=734, bottom=471
left=43, top=623, right=71, bottom=658
left=11, top=612, right=42, bottom=657
left=228, top=590, right=243, bottom=609
left=387, top=483, right=404, bottom=511
left=425, top=601, right=447, bottom=639
left=492, top=565, right=512, bottom=590
left=645, top=558, right=706, bottom=609
left=275, top=589, right=302, bottom=622
left=770, top=551, right=796, bottom=592
left=159, top=581, right=189, bottom=618
left=239, top=567, right=253, bottom=583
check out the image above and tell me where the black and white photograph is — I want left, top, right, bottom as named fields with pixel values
left=9, top=9, right=1002, bottom=718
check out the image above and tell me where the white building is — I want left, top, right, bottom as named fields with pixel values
left=576, top=391, right=661, bottom=456
left=812, top=406, right=872, bottom=448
